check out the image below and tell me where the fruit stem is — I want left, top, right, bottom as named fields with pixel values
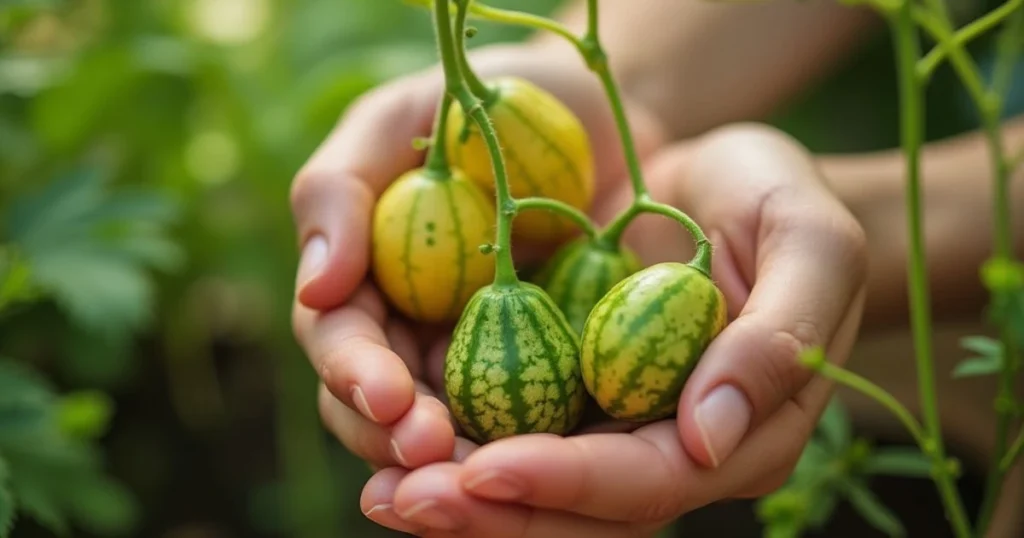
left=889, top=6, right=974, bottom=536
left=433, top=0, right=518, bottom=287
left=636, top=198, right=712, bottom=277
left=424, top=92, right=455, bottom=177
left=453, top=0, right=496, bottom=103
left=515, top=198, right=598, bottom=239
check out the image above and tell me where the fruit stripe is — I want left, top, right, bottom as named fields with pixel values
left=399, top=186, right=426, bottom=318
left=446, top=286, right=584, bottom=442
left=501, top=98, right=585, bottom=192
left=442, top=179, right=467, bottom=320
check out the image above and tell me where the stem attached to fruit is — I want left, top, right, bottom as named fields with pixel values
left=890, top=7, right=974, bottom=536
left=453, top=0, right=496, bottom=103
left=515, top=198, right=598, bottom=239
left=424, top=92, right=455, bottom=177
left=433, top=0, right=518, bottom=287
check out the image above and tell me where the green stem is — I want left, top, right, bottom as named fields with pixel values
left=802, top=358, right=928, bottom=447
left=891, top=8, right=974, bottom=537
left=636, top=199, right=712, bottom=276
left=515, top=197, right=598, bottom=239
left=991, top=7, right=1024, bottom=102
left=453, top=0, right=494, bottom=102
left=917, top=0, right=1024, bottom=80
left=424, top=92, right=455, bottom=176
left=1001, top=427, right=1024, bottom=471
left=972, top=9, right=1022, bottom=534
left=433, top=0, right=518, bottom=287
left=913, top=7, right=992, bottom=108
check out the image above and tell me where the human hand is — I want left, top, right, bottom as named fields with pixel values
left=356, top=124, right=869, bottom=537
left=290, top=42, right=666, bottom=474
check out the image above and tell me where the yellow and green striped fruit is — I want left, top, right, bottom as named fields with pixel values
left=444, top=282, right=588, bottom=443
left=446, top=76, right=594, bottom=244
left=371, top=167, right=496, bottom=323
left=580, top=262, right=728, bottom=422
left=531, top=237, right=643, bottom=335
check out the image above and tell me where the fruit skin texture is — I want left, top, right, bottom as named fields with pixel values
left=580, top=262, right=728, bottom=422
left=446, top=76, right=595, bottom=243
left=371, top=167, right=496, bottom=323
left=531, top=238, right=643, bottom=335
left=444, top=282, right=588, bottom=443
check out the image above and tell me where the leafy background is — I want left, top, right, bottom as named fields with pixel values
left=0, top=0, right=1021, bottom=537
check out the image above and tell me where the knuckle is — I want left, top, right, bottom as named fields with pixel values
left=626, top=498, right=680, bottom=525
left=762, top=323, right=819, bottom=399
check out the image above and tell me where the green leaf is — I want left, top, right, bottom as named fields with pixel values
left=0, top=247, right=39, bottom=313
left=863, top=447, right=933, bottom=478
left=981, top=258, right=1024, bottom=293
left=56, top=391, right=114, bottom=440
left=805, top=490, right=839, bottom=527
left=817, top=397, right=851, bottom=451
left=952, top=355, right=1003, bottom=378
left=12, top=476, right=68, bottom=536
left=841, top=479, right=905, bottom=537
left=960, top=335, right=1001, bottom=357
left=64, top=475, right=140, bottom=536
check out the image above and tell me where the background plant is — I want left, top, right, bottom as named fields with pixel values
left=1, top=0, right=1022, bottom=537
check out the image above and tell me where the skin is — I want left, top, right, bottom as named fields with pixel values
left=290, top=1, right=1024, bottom=536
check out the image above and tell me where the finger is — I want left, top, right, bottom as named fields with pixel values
left=293, top=284, right=415, bottom=425
left=291, top=72, right=440, bottom=309
left=388, top=463, right=649, bottom=537
left=386, top=317, right=424, bottom=379
left=457, top=374, right=838, bottom=523
left=319, top=386, right=456, bottom=469
left=361, top=467, right=425, bottom=535
left=662, top=124, right=867, bottom=468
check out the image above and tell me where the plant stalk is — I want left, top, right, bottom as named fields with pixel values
left=424, top=93, right=455, bottom=176
left=515, top=198, right=598, bottom=239
left=433, top=0, right=518, bottom=287
left=891, top=8, right=973, bottom=536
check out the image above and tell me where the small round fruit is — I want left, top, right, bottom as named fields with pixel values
left=446, top=76, right=595, bottom=243
left=531, top=237, right=643, bottom=334
left=580, top=262, right=728, bottom=422
left=444, top=282, right=587, bottom=443
left=371, top=167, right=496, bottom=323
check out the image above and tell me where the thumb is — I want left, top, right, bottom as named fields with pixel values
left=291, top=75, right=439, bottom=310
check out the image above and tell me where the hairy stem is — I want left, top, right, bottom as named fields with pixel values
left=453, top=0, right=494, bottom=101
left=433, top=0, right=518, bottom=286
left=515, top=198, right=598, bottom=239
left=891, top=7, right=974, bottom=536
left=636, top=199, right=712, bottom=277
left=424, top=93, right=455, bottom=176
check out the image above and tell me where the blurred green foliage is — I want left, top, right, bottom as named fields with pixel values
left=0, top=0, right=1020, bottom=537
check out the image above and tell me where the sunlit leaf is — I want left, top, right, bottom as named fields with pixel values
left=960, top=335, right=1001, bottom=357
left=56, top=391, right=114, bottom=440
left=863, top=447, right=933, bottom=478
left=841, top=479, right=905, bottom=537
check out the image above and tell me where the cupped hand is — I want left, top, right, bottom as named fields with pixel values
left=290, top=42, right=666, bottom=475
left=358, top=124, right=869, bottom=537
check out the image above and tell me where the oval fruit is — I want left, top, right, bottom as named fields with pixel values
left=371, top=167, right=496, bottom=323
left=580, top=262, right=728, bottom=422
left=531, top=237, right=643, bottom=334
left=444, top=282, right=587, bottom=443
left=446, top=76, right=595, bottom=243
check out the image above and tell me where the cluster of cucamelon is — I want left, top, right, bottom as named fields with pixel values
left=370, top=0, right=728, bottom=443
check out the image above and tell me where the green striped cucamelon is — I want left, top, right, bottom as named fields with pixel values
left=531, top=237, right=643, bottom=334
left=580, top=262, right=728, bottom=422
left=444, top=282, right=587, bottom=443
left=446, top=76, right=595, bottom=244
left=371, top=167, right=496, bottom=323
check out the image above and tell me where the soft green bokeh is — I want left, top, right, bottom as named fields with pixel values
left=0, top=0, right=1020, bottom=537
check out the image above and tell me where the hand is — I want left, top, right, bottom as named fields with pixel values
left=357, top=124, right=869, bottom=537
left=289, top=42, right=666, bottom=478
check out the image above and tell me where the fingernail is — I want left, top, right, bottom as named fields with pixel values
left=694, top=384, right=751, bottom=468
left=351, top=385, right=378, bottom=422
left=464, top=470, right=527, bottom=501
left=297, top=234, right=328, bottom=288
left=390, top=439, right=411, bottom=467
left=363, top=503, right=392, bottom=520
left=399, top=500, right=463, bottom=531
